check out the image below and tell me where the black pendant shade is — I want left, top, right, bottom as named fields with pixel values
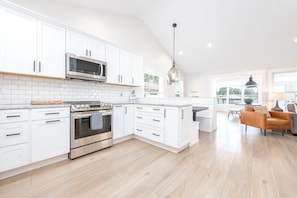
left=245, top=75, right=257, bottom=87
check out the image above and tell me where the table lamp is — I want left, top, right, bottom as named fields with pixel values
left=270, top=92, right=285, bottom=111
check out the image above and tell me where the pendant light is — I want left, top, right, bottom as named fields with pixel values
left=245, top=75, right=257, bottom=88
left=167, top=23, right=181, bottom=85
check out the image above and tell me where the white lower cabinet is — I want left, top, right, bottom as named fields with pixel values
left=0, top=109, right=30, bottom=172
left=31, top=108, right=70, bottom=163
left=123, top=105, right=135, bottom=136
left=112, top=104, right=135, bottom=139
left=164, top=106, right=192, bottom=148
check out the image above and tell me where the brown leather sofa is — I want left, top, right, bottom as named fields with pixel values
left=240, top=106, right=291, bottom=136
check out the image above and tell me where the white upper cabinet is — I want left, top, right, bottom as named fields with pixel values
left=106, top=44, right=143, bottom=86
left=66, top=30, right=106, bottom=61
left=0, top=6, right=66, bottom=78
left=1, top=7, right=36, bottom=75
left=106, top=44, right=120, bottom=84
left=131, top=53, right=143, bottom=86
left=119, top=49, right=132, bottom=85
left=37, top=21, right=66, bottom=78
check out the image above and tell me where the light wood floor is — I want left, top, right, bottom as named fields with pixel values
left=1, top=112, right=297, bottom=198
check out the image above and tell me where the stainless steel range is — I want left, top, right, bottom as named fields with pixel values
left=65, top=101, right=113, bottom=159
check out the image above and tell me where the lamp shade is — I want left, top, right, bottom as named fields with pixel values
left=245, top=75, right=257, bottom=87
left=269, top=92, right=285, bottom=100
left=167, top=63, right=181, bottom=84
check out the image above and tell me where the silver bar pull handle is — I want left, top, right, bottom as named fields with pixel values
left=153, top=108, right=160, bottom=111
left=89, top=50, right=92, bottom=57
left=164, top=109, right=167, bottom=118
left=153, top=119, right=160, bottom=122
left=6, top=115, right=21, bottom=118
left=118, top=75, right=120, bottom=83
left=181, top=110, right=184, bottom=119
left=46, top=120, right=60, bottom=124
left=39, top=62, right=41, bottom=72
left=136, top=116, right=143, bottom=119
left=136, top=129, right=142, bottom=132
left=33, top=61, right=36, bottom=72
left=86, top=49, right=88, bottom=56
left=125, top=106, right=127, bottom=114
left=136, top=107, right=143, bottom=110
left=152, top=133, right=160, bottom=137
left=120, top=75, right=123, bottom=82
left=115, top=105, right=122, bottom=108
left=6, top=133, right=21, bottom=137
left=45, top=112, right=60, bottom=115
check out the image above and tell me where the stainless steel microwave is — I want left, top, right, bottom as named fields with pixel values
left=66, top=53, right=107, bottom=82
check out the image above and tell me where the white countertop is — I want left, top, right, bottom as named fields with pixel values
left=0, top=104, right=71, bottom=110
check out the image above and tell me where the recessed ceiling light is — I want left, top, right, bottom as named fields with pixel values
left=294, top=38, right=297, bottom=43
left=179, top=51, right=183, bottom=55
left=206, top=42, right=213, bottom=48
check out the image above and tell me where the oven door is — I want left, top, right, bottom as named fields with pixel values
left=71, top=110, right=112, bottom=149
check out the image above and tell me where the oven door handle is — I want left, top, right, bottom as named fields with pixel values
left=72, top=111, right=112, bottom=119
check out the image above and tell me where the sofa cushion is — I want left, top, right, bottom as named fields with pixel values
left=254, top=106, right=271, bottom=118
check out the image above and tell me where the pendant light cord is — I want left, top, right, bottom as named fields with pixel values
left=172, top=23, right=177, bottom=67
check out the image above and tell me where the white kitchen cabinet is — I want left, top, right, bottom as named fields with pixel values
left=123, top=105, right=135, bottom=136
left=36, top=21, right=65, bottom=78
left=135, top=105, right=165, bottom=143
left=0, top=6, right=66, bottom=78
left=119, top=49, right=132, bottom=85
left=131, top=54, right=144, bottom=86
left=1, top=7, right=36, bottom=75
left=105, top=44, right=143, bottom=86
left=31, top=108, right=70, bottom=163
left=164, top=106, right=192, bottom=148
left=106, top=44, right=120, bottom=84
left=0, top=109, right=30, bottom=172
left=112, top=104, right=135, bottom=139
left=66, top=30, right=106, bottom=61
left=112, top=105, right=124, bottom=139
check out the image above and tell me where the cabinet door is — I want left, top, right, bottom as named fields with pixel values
left=180, top=107, right=192, bottom=146
left=1, top=8, right=36, bottom=75
left=0, top=7, right=5, bottom=69
left=112, top=105, right=124, bottom=139
left=119, top=49, right=132, bottom=85
left=106, top=44, right=120, bottom=84
left=66, top=30, right=88, bottom=57
left=131, top=54, right=143, bottom=86
left=37, top=21, right=66, bottom=78
left=89, top=38, right=106, bottom=61
left=123, top=105, right=134, bottom=135
left=164, top=107, right=179, bottom=147
left=32, top=117, right=70, bottom=163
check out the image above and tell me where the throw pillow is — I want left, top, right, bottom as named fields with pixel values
left=294, top=104, right=297, bottom=113
left=254, top=106, right=271, bottom=118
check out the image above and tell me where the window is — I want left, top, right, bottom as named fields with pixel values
left=144, top=73, right=162, bottom=97
left=273, top=71, right=297, bottom=109
left=213, top=75, right=262, bottom=105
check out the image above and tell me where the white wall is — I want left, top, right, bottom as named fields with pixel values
left=7, top=0, right=176, bottom=97
left=184, top=72, right=211, bottom=97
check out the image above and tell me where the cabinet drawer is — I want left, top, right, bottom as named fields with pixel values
left=135, top=124, right=164, bottom=143
left=135, top=113, right=164, bottom=128
left=0, top=109, right=29, bottom=123
left=135, top=105, right=164, bottom=115
left=0, top=122, right=29, bottom=147
left=31, top=107, right=70, bottom=120
left=0, top=143, right=30, bottom=172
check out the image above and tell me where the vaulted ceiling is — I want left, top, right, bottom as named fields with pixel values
left=32, top=0, right=297, bottom=74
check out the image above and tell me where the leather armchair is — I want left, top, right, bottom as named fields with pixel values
left=240, top=109, right=291, bottom=136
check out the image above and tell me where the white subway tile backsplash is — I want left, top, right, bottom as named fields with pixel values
left=0, top=74, right=136, bottom=105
